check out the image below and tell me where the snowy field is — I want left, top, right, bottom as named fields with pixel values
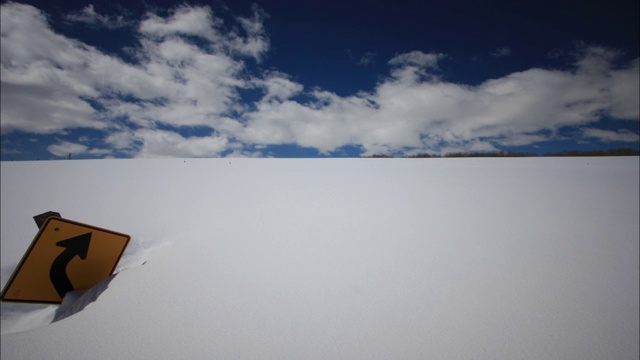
left=1, top=157, right=638, bottom=359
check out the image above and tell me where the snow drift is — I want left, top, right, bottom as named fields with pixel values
left=1, top=157, right=638, bottom=359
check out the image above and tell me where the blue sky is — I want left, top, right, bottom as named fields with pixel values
left=1, top=0, right=638, bottom=159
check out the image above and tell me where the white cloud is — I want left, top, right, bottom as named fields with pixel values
left=1, top=3, right=264, bottom=157
left=0, top=146, right=21, bottom=155
left=104, top=128, right=232, bottom=158
left=239, top=90, right=381, bottom=154
left=139, top=5, right=220, bottom=40
left=1, top=3, right=638, bottom=159
left=608, top=58, right=640, bottom=119
left=574, top=45, right=619, bottom=75
left=358, top=52, right=376, bottom=66
left=237, top=49, right=639, bottom=156
left=47, top=140, right=112, bottom=158
left=225, top=149, right=264, bottom=158
left=66, top=5, right=130, bottom=29
left=87, top=148, right=113, bottom=156
left=138, top=5, right=268, bottom=61
left=490, top=47, right=511, bottom=58
left=105, top=130, right=137, bottom=150
left=582, top=128, right=640, bottom=142
left=254, top=72, right=304, bottom=102
left=47, top=141, right=89, bottom=157
left=133, top=129, right=229, bottom=158
left=386, top=51, right=446, bottom=84
left=231, top=5, right=270, bottom=61
left=388, top=51, right=445, bottom=68
left=493, top=133, right=551, bottom=147
left=0, top=3, right=108, bottom=134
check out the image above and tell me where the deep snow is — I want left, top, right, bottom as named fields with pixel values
left=1, top=157, right=638, bottom=359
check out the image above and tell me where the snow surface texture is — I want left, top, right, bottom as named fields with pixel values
left=1, top=158, right=638, bottom=359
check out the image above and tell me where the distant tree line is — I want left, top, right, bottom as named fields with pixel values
left=541, top=148, right=640, bottom=157
left=366, top=148, right=640, bottom=158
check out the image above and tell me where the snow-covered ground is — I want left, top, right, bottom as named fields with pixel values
left=1, top=157, right=638, bottom=359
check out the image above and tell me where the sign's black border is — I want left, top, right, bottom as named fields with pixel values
left=0, top=217, right=131, bottom=304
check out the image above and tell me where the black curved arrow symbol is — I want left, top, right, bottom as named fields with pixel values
left=49, top=233, right=91, bottom=298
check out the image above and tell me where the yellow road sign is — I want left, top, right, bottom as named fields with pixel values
left=1, top=217, right=130, bottom=304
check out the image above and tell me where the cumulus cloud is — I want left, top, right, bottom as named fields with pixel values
left=582, top=128, right=640, bottom=142
left=231, top=5, right=270, bottom=61
left=388, top=51, right=445, bottom=68
left=253, top=71, right=304, bottom=102
left=133, top=129, right=229, bottom=158
left=47, top=141, right=89, bottom=157
left=104, top=130, right=137, bottom=151
left=1, top=2, right=265, bottom=157
left=139, top=5, right=220, bottom=40
left=103, top=128, right=230, bottom=157
left=358, top=52, right=376, bottom=66
left=65, top=5, right=130, bottom=29
left=47, top=140, right=112, bottom=158
left=386, top=51, right=447, bottom=84
left=1, top=2, right=109, bottom=134
left=608, top=58, right=640, bottom=119
left=237, top=47, right=638, bottom=155
left=138, top=4, right=268, bottom=61
left=1, top=2, right=638, bottom=158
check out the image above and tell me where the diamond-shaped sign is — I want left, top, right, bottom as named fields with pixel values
left=1, top=217, right=130, bottom=304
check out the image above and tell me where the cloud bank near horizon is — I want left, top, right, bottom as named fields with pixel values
left=1, top=2, right=638, bottom=158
